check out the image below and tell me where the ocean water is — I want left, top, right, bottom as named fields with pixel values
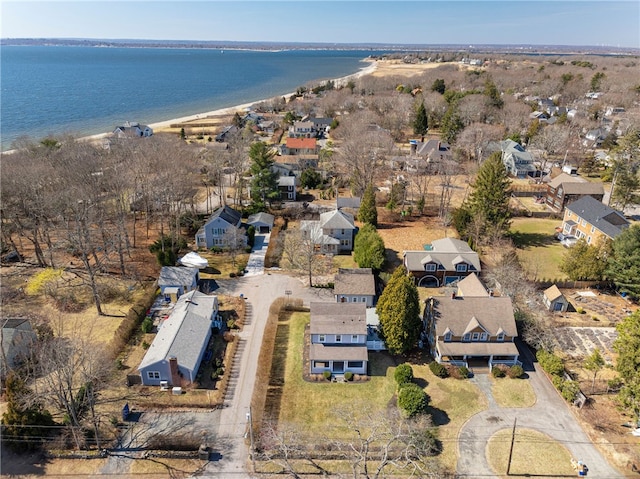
left=1, top=46, right=377, bottom=150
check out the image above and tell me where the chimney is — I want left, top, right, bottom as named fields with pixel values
left=451, top=292, right=456, bottom=300
left=169, top=357, right=180, bottom=386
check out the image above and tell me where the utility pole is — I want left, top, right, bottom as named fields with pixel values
left=506, top=417, right=517, bottom=475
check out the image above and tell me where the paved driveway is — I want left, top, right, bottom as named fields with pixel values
left=244, top=234, right=269, bottom=277
left=456, top=343, right=622, bottom=478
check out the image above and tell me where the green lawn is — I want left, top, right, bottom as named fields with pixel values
left=510, top=218, right=568, bottom=282
left=487, top=428, right=575, bottom=477
left=196, top=251, right=249, bottom=278
left=273, top=312, right=487, bottom=474
left=332, top=253, right=358, bottom=270
left=491, top=377, right=536, bottom=408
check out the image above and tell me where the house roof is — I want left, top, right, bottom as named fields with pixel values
left=337, top=196, right=362, bottom=210
left=334, top=268, right=376, bottom=296
left=247, top=212, right=275, bottom=227
left=320, top=209, right=355, bottom=230
left=415, top=139, right=451, bottom=159
left=293, top=120, right=314, bottom=129
left=431, top=296, right=517, bottom=338
left=543, top=285, right=564, bottom=302
left=457, top=273, right=489, bottom=297
left=565, top=195, right=630, bottom=239
left=548, top=173, right=605, bottom=195
left=310, top=302, right=366, bottom=335
left=437, top=341, right=519, bottom=357
left=138, top=291, right=218, bottom=373
left=310, top=343, right=369, bottom=361
left=404, top=238, right=480, bottom=272
left=158, top=266, right=199, bottom=287
left=278, top=176, right=297, bottom=187
left=1, top=319, right=36, bottom=370
left=204, top=205, right=242, bottom=228
left=286, top=137, right=317, bottom=149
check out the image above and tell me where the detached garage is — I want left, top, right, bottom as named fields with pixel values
left=247, top=212, right=275, bottom=234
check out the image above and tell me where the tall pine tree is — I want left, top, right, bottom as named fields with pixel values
left=413, top=102, right=429, bottom=138
left=353, top=223, right=385, bottom=270
left=358, top=184, right=378, bottom=227
left=461, top=151, right=512, bottom=237
left=377, top=266, right=421, bottom=355
left=249, top=142, right=279, bottom=210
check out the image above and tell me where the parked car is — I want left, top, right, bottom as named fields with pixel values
left=561, top=236, right=578, bottom=247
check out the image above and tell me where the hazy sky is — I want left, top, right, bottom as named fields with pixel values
left=2, top=1, right=639, bottom=48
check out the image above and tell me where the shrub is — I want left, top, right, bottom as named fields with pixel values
left=536, top=350, right=564, bottom=376
left=397, top=383, right=429, bottom=417
left=142, top=341, right=150, bottom=349
left=227, top=319, right=237, bottom=330
left=247, top=225, right=256, bottom=247
left=25, top=268, right=64, bottom=296
left=560, top=379, right=580, bottom=402
left=429, top=361, right=449, bottom=378
left=492, top=366, right=506, bottom=378
left=323, top=370, right=332, bottom=380
left=344, top=371, right=354, bottom=381
left=576, top=307, right=585, bottom=314
left=394, top=363, right=414, bottom=386
left=508, top=364, right=524, bottom=379
left=458, top=366, right=470, bottom=379
left=141, top=317, right=153, bottom=333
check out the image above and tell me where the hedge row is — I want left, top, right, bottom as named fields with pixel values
left=109, top=284, right=157, bottom=359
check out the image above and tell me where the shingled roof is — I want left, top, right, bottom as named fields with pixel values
left=334, top=268, right=376, bottom=296
left=566, top=195, right=629, bottom=239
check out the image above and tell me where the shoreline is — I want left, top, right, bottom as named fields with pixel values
left=41, top=60, right=379, bottom=150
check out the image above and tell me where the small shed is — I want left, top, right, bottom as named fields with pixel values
left=543, top=285, right=569, bottom=312
left=247, top=212, right=275, bottom=234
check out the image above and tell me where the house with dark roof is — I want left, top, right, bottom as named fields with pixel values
left=138, top=291, right=219, bottom=386
left=423, top=295, right=520, bottom=371
left=545, top=173, right=605, bottom=212
left=300, top=209, right=356, bottom=254
left=158, top=266, right=200, bottom=297
left=334, top=268, right=376, bottom=307
left=277, top=175, right=298, bottom=201
left=562, top=196, right=630, bottom=244
left=1, top=319, right=36, bottom=378
left=113, top=121, right=153, bottom=138
left=403, top=238, right=481, bottom=287
left=195, top=205, right=243, bottom=249
left=309, top=302, right=368, bottom=376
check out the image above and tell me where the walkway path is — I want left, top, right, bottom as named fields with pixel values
left=456, top=344, right=622, bottom=478
left=243, top=234, right=269, bottom=277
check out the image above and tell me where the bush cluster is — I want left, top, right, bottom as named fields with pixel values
left=109, top=285, right=157, bottom=359
left=398, top=383, right=429, bottom=417
left=344, top=371, right=354, bottom=381
left=507, top=364, right=524, bottom=378
left=536, top=350, right=564, bottom=376
left=492, top=366, right=506, bottom=378
left=429, top=361, right=449, bottom=378
left=394, top=363, right=414, bottom=386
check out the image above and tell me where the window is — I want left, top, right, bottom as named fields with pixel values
left=463, top=333, right=470, bottom=342
left=335, top=335, right=342, bottom=343
left=480, top=333, right=488, bottom=341
left=314, top=361, right=328, bottom=368
left=456, top=263, right=468, bottom=272
left=341, top=229, right=345, bottom=235
left=472, top=332, right=480, bottom=341
left=444, top=332, right=451, bottom=342
left=587, top=236, right=591, bottom=244
left=497, top=332, right=505, bottom=342
left=591, top=226, right=595, bottom=233
left=351, top=335, right=359, bottom=343
left=288, top=185, right=293, bottom=191
left=319, top=335, right=326, bottom=343
left=581, top=219, right=587, bottom=227
left=147, top=371, right=160, bottom=380
left=361, top=297, right=366, bottom=303
left=425, top=263, right=436, bottom=272
left=347, top=361, right=363, bottom=369
left=341, top=239, right=350, bottom=246
left=287, top=192, right=294, bottom=199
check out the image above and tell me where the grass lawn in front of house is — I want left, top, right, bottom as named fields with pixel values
left=491, top=377, right=537, bottom=408
left=332, top=253, right=358, bottom=270
left=412, top=365, right=488, bottom=472
left=196, top=251, right=250, bottom=278
left=510, top=218, right=568, bottom=282
left=487, top=428, right=575, bottom=477
left=272, top=311, right=487, bottom=474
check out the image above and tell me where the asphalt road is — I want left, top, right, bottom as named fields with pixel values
left=456, top=343, right=623, bottom=478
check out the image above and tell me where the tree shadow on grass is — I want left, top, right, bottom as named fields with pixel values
left=510, top=231, right=556, bottom=248
left=0, top=444, right=49, bottom=476
left=426, top=405, right=450, bottom=426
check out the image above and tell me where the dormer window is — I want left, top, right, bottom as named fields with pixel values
left=456, top=263, right=468, bottom=273
left=335, top=335, right=342, bottom=343
left=444, top=332, right=452, bottom=342
left=319, top=334, right=326, bottom=343
left=463, top=333, right=470, bottom=342
left=497, top=332, right=504, bottom=342
left=425, top=263, right=436, bottom=272
left=472, top=332, right=480, bottom=341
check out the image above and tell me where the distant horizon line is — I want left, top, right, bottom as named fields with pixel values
left=2, top=37, right=638, bottom=52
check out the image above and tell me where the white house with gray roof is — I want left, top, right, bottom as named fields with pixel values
left=334, top=268, right=376, bottom=306
left=300, top=209, right=356, bottom=253
left=403, top=238, right=481, bottom=287
left=500, top=139, right=538, bottom=178
left=309, top=302, right=368, bottom=375
left=138, top=291, right=218, bottom=386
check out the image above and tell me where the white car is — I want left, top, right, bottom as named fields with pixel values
left=561, top=236, right=578, bottom=247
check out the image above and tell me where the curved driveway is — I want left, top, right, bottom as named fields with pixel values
left=456, top=345, right=622, bottom=478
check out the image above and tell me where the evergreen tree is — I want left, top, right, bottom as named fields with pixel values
left=358, top=184, right=378, bottom=227
left=484, top=78, right=504, bottom=108
left=606, top=224, right=640, bottom=298
left=440, top=104, right=464, bottom=144
left=413, top=102, right=429, bottom=137
left=353, top=223, right=386, bottom=270
left=249, top=142, right=279, bottom=210
left=560, top=238, right=610, bottom=281
left=2, top=372, right=55, bottom=450
left=613, top=310, right=640, bottom=421
left=377, top=266, right=421, bottom=355
left=461, top=151, right=511, bottom=236
left=431, top=78, right=446, bottom=94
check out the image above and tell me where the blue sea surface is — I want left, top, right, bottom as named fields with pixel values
left=1, top=46, right=376, bottom=150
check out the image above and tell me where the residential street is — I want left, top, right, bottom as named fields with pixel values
left=456, top=343, right=623, bottom=478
